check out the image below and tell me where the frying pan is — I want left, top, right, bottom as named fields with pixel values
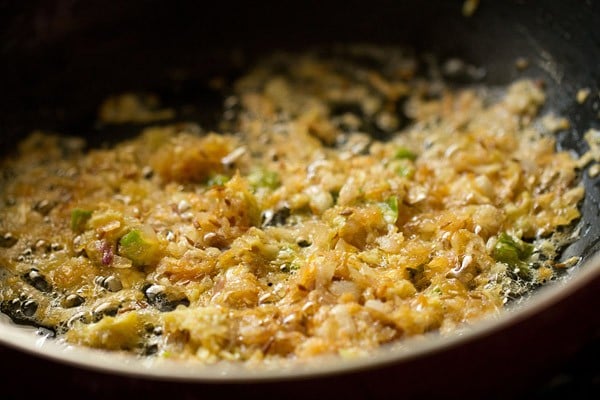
left=0, top=0, right=599, bottom=398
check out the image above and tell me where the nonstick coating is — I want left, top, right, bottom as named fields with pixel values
left=0, top=0, right=599, bottom=397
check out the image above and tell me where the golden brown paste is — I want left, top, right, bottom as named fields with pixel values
left=0, top=46, right=584, bottom=364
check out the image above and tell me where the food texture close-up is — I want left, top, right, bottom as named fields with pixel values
left=0, top=1, right=599, bottom=399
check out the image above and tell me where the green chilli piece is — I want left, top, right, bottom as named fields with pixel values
left=247, top=168, right=280, bottom=190
left=493, top=232, right=534, bottom=280
left=70, top=209, right=93, bottom=232
left=394, top=147, right=417, bottom=161
left=396, top=164, right=415, bottom=178
left=379, top=196, right=399, bottom=224
left=207, top=174, right=230, bottom=187
left=119, top=228, right=161, bottom=267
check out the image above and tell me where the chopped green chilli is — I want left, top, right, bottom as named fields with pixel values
left=70, top=209, right=93, bottom=232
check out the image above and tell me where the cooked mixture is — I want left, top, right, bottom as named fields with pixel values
left=0, top=46, right=584, bottom=364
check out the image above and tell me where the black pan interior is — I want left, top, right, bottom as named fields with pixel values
left=1, top=0, right=600, bottom=263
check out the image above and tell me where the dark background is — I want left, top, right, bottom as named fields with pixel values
left=1, top=0, right=599, bottom=398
